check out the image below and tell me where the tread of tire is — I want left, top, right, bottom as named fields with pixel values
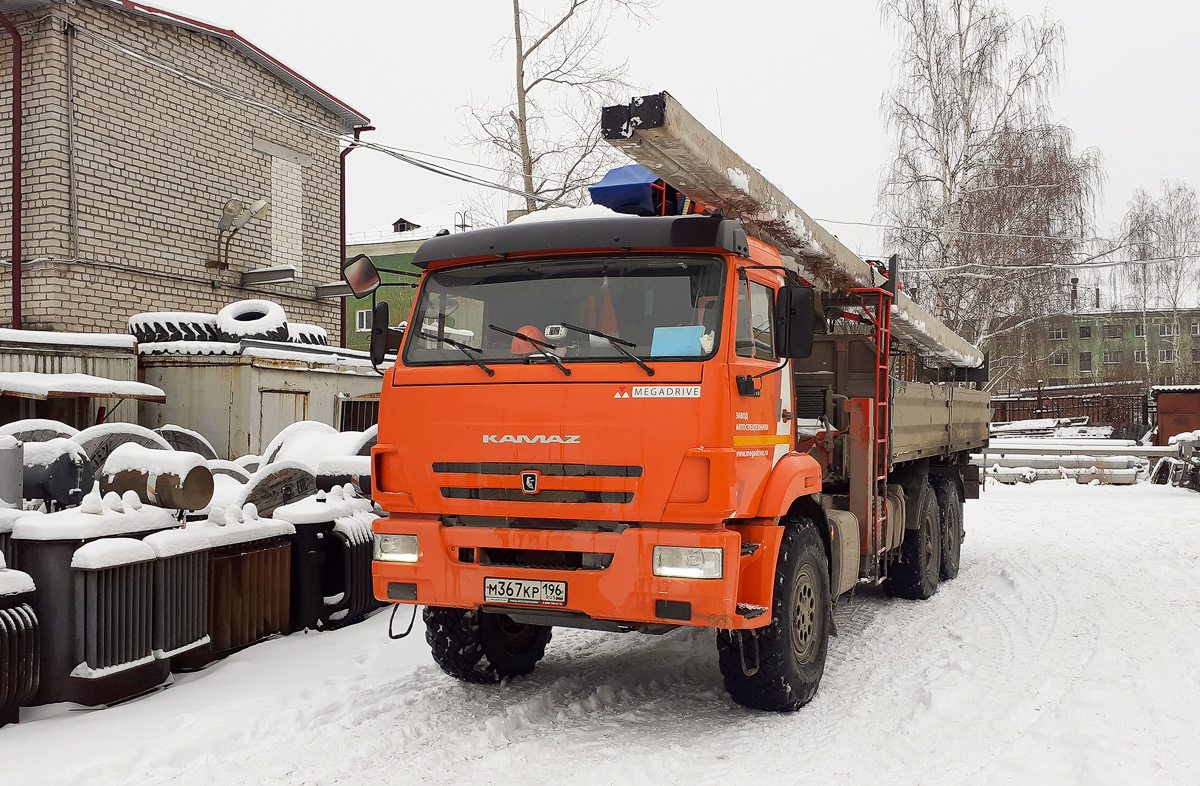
left=930, top=474, right=963, bottom=581
left=717, top=520, right=829, bottom=711
left=424, top=606, right=550, bottom=684
left=884, top=480, right=941, bottom=600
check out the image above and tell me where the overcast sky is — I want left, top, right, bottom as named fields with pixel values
left=156, top=0, right=1200, bottom=256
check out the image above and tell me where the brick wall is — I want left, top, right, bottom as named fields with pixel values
left=0, top=1, right=351, bottom=336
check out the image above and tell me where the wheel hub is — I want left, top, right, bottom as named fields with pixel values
left=790, top=565, right=820, bottom=663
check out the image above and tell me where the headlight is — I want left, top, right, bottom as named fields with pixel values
left=652, top=546, right=723, bottom=579
left=374, top=534, right=419, bottom=563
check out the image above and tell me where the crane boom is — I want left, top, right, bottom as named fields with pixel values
left=600, top=92, right=984, bottom=370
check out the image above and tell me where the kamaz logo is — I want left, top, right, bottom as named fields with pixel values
left=482, top=434, right=581, bottom=444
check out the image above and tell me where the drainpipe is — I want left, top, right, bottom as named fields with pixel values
left=339, top=125, right=373, bottom=347
left=1, top=13, right=22, bottom=329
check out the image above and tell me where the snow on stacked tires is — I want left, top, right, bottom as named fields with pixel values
left=128, top=299, right=328, bottom=350
left=0, top=416, right=378, bottom=724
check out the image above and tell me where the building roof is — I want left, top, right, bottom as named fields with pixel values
left=0, top=0, right=370, bottom=131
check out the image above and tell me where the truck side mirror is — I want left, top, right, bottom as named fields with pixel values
left=775, top=285, right=815, bottom=359
left=343, top=253, right=381, bottom=298
left=369, top=301, right=405, bottom=366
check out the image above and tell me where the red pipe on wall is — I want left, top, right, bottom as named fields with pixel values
left=339, top=125, right=373, bottom=348
left=0, top=13, right=21, bottom=329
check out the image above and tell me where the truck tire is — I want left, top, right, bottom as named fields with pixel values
left=931, top=475, right=963, bottom=581
left=424, top=606, right=552, bottom=684
left=717, top=518, right=830, bottom=711
left=884, top=480, right=941, bottom=600
left=216, top=300, right=288, bottom=343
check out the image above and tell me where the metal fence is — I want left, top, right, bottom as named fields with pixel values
left=992, top=394, right=1149, bottom=429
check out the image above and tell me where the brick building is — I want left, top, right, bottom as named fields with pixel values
left=0, top=0, right=370, bottom=336
left=987, top=308, right=1200, bottom=393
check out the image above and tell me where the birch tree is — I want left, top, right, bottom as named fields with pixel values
left=878, top=0, right=1103, bottom=346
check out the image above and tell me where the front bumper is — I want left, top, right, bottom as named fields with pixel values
left=372, top=516, right=780, bottom=630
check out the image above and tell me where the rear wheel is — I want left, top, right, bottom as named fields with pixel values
left=717, top=518, right=830, bottom=711
left=424, top=606, right=552, bottom=683
left=931, top=475, right=963, bottom=581
left=884, top=480, right=941, bottom=600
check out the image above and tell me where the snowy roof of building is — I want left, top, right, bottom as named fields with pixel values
left=1151, top=385, right=1200, bottom=396
left=0, top=327, right=135, bottom=351
left=81, top=0, right=370, bottom=131
left=0, top=372, right=166, bottom=401
left=348, top=204, right=469, bottom=247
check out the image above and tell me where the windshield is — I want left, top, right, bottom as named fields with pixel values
left=403, top=256, right=726, bottom=367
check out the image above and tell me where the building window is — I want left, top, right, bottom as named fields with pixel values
left=1104, top=324, right=1123, bottom=339
left=1134, top=349, right=1147, bottom=363
left=1160, top=322, right=1180, bottom=337
left=1160, top=349, right=1178, bottom=363
left=1192, top=322, right=1200, bottom=337
left=1078, top=325, right=1092, bottom=339
left=356, top=309, right=372, bottom=332
left=1103, top=350, right=1122, bottom=364
left=1048, top=352, right=1067, bottom=366
left=1048, top=327, right=1067, bottom=341
left=1079, top=352, right=1092, bottom=373
left=1134, top=323, right=1145, bottom=338
left=1193, top=348, right=1200, bottom=362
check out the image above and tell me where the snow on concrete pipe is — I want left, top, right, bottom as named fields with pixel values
left=99, top=443, right=214, bottom=511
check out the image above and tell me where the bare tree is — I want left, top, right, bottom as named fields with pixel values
left=878, top=0, right=1103, bottom=347
left=1110, top=181, right=1200, bottom=384
left=463, top=0, right=655, bottom=221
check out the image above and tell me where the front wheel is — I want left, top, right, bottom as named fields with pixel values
left=424, top=607, right=552, bottom=684
left=717, top=518, right=831, bottom=711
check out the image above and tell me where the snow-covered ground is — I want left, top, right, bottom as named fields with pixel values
left=4, top=481, right=1198, bottom=785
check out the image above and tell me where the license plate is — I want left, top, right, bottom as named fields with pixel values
left=484, top=577, right=567, bottom=607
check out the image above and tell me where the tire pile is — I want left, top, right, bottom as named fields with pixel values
left=128, top=299, right=328, bottom=347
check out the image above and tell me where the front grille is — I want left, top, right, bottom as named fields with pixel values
left=433, top=462, right=642, bottom=478
left=443, top=516, right=630, bottom=533
left=479, top=547, right=614, bottom=571
left=440, top=488, right=634, bottom=504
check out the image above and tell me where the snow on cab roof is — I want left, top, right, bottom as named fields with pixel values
left=0, top=372, right=165, bottom=401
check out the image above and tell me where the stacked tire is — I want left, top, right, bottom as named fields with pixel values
left=130, top=301, right=332, bottom=348
left=128, top=313, right=218, bottom=343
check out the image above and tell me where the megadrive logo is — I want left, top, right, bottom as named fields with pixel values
left=482, top=434, right=582, bottom=444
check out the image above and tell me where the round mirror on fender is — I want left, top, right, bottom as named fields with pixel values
left=343, top=253, right=382, bottom=298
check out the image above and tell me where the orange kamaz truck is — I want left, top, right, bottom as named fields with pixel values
left=347, top=92, right=989, bottom=711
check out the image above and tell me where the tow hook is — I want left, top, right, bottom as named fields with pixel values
left=734, top=629, right=760, bottom=677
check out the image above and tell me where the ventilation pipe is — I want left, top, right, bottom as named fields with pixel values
left=339, top=125, right=374, bottom=347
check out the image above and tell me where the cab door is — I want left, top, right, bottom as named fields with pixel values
left=729, top=270, right=793, bottom=514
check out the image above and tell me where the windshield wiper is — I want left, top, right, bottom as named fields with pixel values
left=560, top=323, right=654, bottom=376
left=488, top=324, right=571, bottom=376
left=432, top=333, right=495, bottom=377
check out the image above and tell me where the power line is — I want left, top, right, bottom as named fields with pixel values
left=816, top=217, right=1200, bottom=249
